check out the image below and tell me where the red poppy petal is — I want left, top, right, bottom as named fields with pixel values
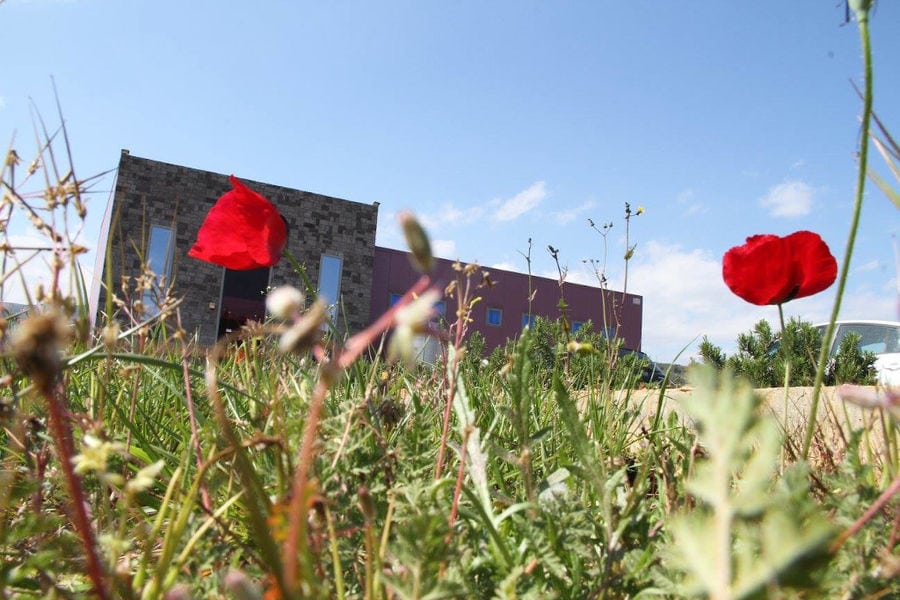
left=188, top=176, right=287, bottom=270
left=723, top=235, right=796, bottom=305
left=784, top=231, right=837, bottom=299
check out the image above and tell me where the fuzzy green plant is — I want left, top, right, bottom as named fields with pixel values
left=667, top=365, right=834, bottom=599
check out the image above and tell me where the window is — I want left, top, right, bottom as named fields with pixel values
left=318, top=255, right=343, bottom=318
left=486, top=307, right=502, bottom=326
left=521, top=313, right=535, bottom=328
left=219, top=267, right=270, bottom=336
left=830, top=323, right=900, bottom=355
left=142, top=225, right=174, bottom=316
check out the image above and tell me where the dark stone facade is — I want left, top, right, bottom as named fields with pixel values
left=96, top=151, right=378, bottom=345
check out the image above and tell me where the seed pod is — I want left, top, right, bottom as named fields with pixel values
left=11, top=311, right=70, bottom=393
left=399, top=212, right=433, bottom=274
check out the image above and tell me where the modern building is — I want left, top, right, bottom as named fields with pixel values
left=92, top=151, right=378, bottom=345
left=370, top=247, right=642, bottom=351
left=92, top=152, right=642, bottom=351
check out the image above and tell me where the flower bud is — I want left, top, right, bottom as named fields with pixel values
left=358, top=485, right=375, bottom=524
left=387, top=290, right=440, bottom=366
left=399, top=212, right=433, bottom=274
left=566, top=341, right=596, bottom=355
left=102, top=322, right=120, bottom=350
left=11, top=311, right=70, bottom=392
left=278, top=299, right=327, bottom=354
left=266, top=285, right=305, bottom=319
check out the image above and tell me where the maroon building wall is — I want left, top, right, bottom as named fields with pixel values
left=370, top=247, right=643, bottom=352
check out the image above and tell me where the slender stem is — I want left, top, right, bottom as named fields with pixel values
left=448, top=425, right=471, bottom=529
left=44, top=380, right=110, bottom=600
left=830, top=470, right=900, bottom=553
left=778, top=303, right=791, bottom=471
left=623, top=214, right=630, bottom=298
left=283, top=370, right=333, bottom=595
left=206, top=340, right=288, bottom=597
left=181, top=344, right=211, bottom=512
left=803, top=6, right=873, bottom=459
left=324, top=505, right=346, bottom=600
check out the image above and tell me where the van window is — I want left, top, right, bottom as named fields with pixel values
left=832, top=323, right=900, bottom=354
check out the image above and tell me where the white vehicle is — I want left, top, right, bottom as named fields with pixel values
left=814, top=320, right=900, bottom=386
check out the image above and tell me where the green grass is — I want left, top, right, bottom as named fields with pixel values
left=3, top=4, right=900, bottom=597
left=2, top=318, right=900, bottom=599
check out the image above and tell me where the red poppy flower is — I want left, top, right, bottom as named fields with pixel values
left=188, top=176, right=288, bottom=270
left=722, top=230, right=837, bottom=305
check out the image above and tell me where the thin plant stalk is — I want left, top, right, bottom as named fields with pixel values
left=803, top=1, right=873, bottom=459
left=281, top=275, right=433, bottom=594
left=778, top=303, right=791, bottom=471
left=206, top=333, right=288, bottom=598
left=831, top=469, right=900, bottom=553
left=178, top=322, right=211, bottom=512
left=44, top=380, right=111, bottom=600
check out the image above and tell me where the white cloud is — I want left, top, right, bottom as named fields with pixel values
left=393, top=181, right=546, bottom=237
left=431, top=239, right=456, bottom=258
left=626, top=241, right=772, bottom=362
left=676, top=188, right=706, bottom=216
left=490, top=260, right=519, bottom=272
left=375, top=208, right=403, bottom=247
left=418, top=202, right=485, bottom=231
left=492, top=181, right=546, bottom=222
left=759, top=181, right=813, bottom=217
left=854, top=259, right=881, bottom=274
left=537, top=267, right=596, bottom=287
left=552, top=200, right=596, bottom=225
left=837, top=288, right=897, bottom=322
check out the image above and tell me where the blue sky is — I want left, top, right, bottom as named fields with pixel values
left=3, top=1, right=900, bottom=362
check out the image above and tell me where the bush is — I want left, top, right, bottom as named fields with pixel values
left=701, top=318, right=875, bottom=387
left=829, top=331, right=877, bottom=385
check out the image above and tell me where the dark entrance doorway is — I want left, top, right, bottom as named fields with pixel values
left=218, top=267, right=270, bottom=337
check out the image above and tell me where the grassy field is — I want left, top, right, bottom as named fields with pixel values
left=3, top=2, right=899, bottom=597
left=2, top=315, right=900, bottom=598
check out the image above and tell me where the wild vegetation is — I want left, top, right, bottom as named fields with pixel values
left=697, top=319, right=877, bottom=388
left=3, top=2, right=900, bottom=598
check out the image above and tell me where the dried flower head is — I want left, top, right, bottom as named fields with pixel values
left=11, top=311, right=71, bottom=392
left=279, top=299, right=327, bottom=354
left=266, top=285, right=305, bottom=320
left=388, top=289, right=440, bottom=366
left=125, top=460, right=165, bottom=495
left=72, top=434, right=126, bottom=487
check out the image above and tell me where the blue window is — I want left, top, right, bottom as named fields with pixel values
left=142, top=225, right=174, bottom=316
left=435, top=300, right=447, bottom=317
left=521, top=314, right=535, bottom=328
left=318, top=254, right=343, bottom=319
left=572, top=321, right=584, bottom=333
left=486, top=307, right=502, bottom=326
left=389, top=293, right=403, bottom=306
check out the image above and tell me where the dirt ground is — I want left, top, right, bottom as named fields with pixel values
left=619, top=385, right=895, bottom=463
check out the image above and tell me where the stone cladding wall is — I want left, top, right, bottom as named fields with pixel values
left=98, top=151, right=378, bottom=345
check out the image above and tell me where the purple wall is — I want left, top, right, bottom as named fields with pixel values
left=370, top=247, right=643, bottom=353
